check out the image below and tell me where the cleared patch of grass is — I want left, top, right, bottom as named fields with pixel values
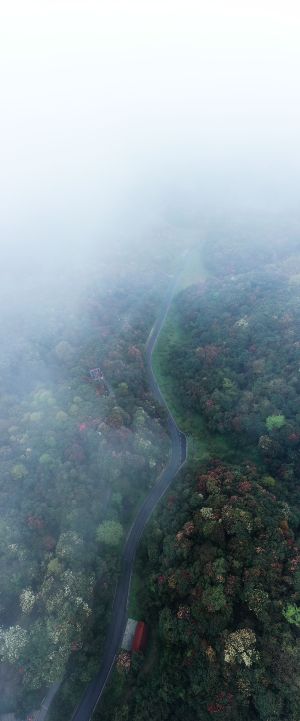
left=152, top=306, right=213, bottom=459
left=152, top=246, right=209, bottom=425
left=152, top=309, right=186, bottom=422
left=128, top=572, right=143, bottom=619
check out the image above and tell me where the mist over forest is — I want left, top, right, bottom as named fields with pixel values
left=1, top=2, right=300, bottom=721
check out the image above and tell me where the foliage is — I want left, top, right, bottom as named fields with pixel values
left=224, top=629, right=258, bottom=667
left=99, top=237, right=300, bottom=721
left=2, top=231, right=300, bottom=718
left=0, top=263, right=171, bottom=714
left=266, top=415, right=286, bottom=431
left=159, top=266, right=300, bottom=519
left=0, top=625, right=28, bottom=663
left=96, top=520, right=124, bottom=547
left=100, top=461, right=300, bottom=721
left=283, top=604, right=300, bottom=627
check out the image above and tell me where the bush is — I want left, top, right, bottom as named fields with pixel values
left=266, top=415, right=286, bottom=432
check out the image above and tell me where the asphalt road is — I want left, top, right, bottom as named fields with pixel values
left=47, top=275, right=187, bottom=721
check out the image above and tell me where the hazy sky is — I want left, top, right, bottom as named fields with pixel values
left=1, top=1, right=300, bottom=261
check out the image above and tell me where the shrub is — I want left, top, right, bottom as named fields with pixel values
left=266, top=414, right=286, bottom=431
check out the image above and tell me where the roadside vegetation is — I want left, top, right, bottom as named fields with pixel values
left=102, top=232, right=300, bottom=721
left=0, top=233, right=185, bottom=717
left=2, top=225, right=300, bottom=721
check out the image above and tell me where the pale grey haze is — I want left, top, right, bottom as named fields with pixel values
left=0, top=5, right=300, bottom=713
left=0, top=0, right=300, bottom=275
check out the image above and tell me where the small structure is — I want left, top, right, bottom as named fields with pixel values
left=88, top=368, right=111, bottom=396
left=121, top=618, right=138, bottom=651
left=89, top=368, right=103, bottom=381
left=121, top=618, right=148, bottom=655
left=132, top=621, right=148, bottom=653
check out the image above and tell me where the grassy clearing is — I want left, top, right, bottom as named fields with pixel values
left=152, top=310, right=185, bottom=421
left=128, top=572, right=143, bottom=619
left=152, top=245, right=208, bottom=426
left=152, top=305, right=215, bottom=462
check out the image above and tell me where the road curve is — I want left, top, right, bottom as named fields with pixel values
left=69, top=276, right=187, bottom=721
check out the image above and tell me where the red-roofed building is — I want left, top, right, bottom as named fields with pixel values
left=132, top=621, right=148, bottom=653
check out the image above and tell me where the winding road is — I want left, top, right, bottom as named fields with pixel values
left=39, top=273, right=187, bottom=721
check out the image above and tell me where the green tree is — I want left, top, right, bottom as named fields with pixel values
left=96, top=520, right=123, bottom=547
left=0, top=625, right=28, bottom=663
left=266, top=414, right=286, bottom=431
left=202, top=585, right=227, bottom=612
left=283, top=604, right=300, bottom=627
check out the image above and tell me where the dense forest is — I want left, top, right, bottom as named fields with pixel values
left=98, top=233, right=300, bottom=721
left=0, top=236, right=183, bottom=716
left=167, top=270, right=300, bottom=514
left=100, top=460, right=300, bottom=721
left=1, top=228, right=300, bottom=720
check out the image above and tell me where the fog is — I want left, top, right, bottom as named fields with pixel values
left=1, top=1, right=300, bottom=337
left=0, top=0, right=299, bottom=380
left=2, top=4, right=300, bottom=715
left=1, top=0, right=300, bottom=270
